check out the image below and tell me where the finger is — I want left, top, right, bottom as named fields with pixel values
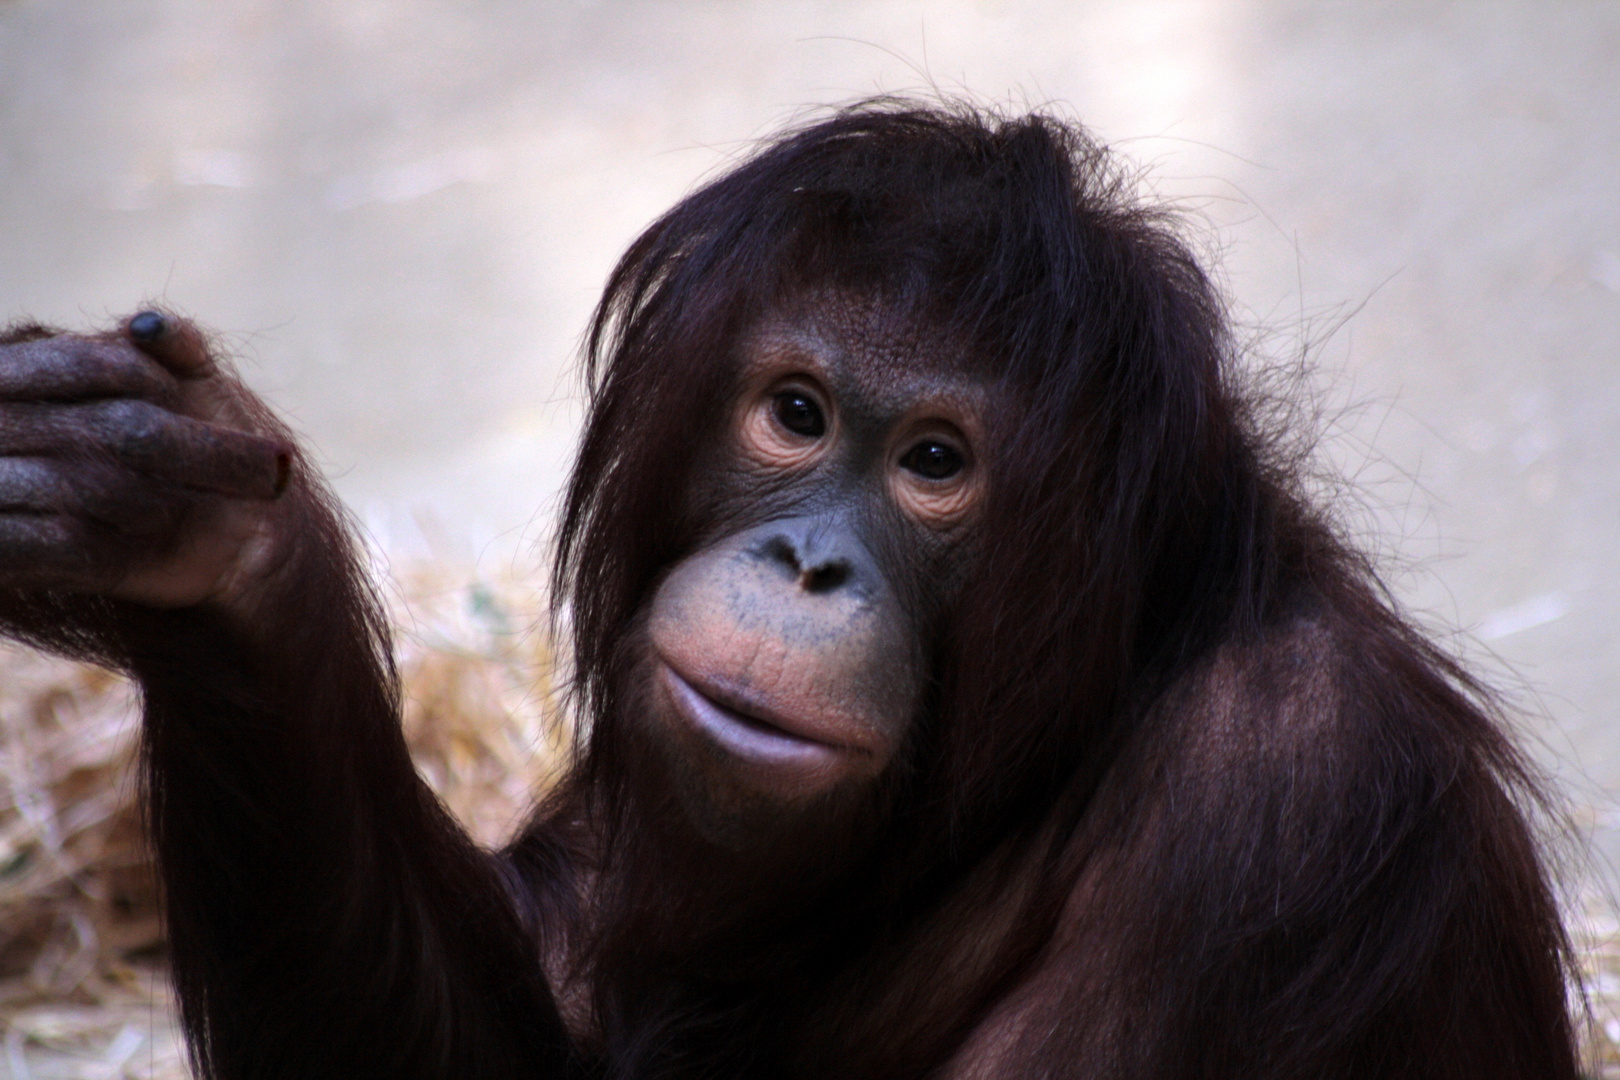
left=0, top=401, right=101, bottom=454
left=108, top=407, right=292, bottom=500
left=0, top=401, right=291, bottom=500
left=0, top=337, right=177, bottom=402
left=0, top=457, right=72, bottom=512
left=0, top=514, right=106, bottom=590
left=121, top=310, right=216, bottom=379
left=0, top=455, right=185, bottom=538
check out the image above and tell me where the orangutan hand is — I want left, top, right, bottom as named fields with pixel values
left=0, top=311, right=295, bottom=612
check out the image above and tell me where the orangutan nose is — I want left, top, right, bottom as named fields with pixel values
left=752, top=518, right=869, bottom=597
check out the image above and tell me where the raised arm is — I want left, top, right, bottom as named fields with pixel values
left=0, top=313, right=571, bottom=1078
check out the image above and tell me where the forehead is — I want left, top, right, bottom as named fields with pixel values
left=739, top=296, right=983, bottom=411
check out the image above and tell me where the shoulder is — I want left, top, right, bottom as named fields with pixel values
left=1136, top=601, right=1510, bottom=810
left=1059, top=598, right=1561, bottom=997
left=942, top=606, right=1576, bottom=1077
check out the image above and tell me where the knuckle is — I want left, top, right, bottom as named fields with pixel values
left=90, top=480, right=186, bottom=536
left=0, top=458, right=56, bottom=508
left=92, top=347, right=175, bottom=403
left=98, top=398, right=168, bottom=449
left=0, top=339, right=55, bottom=372
left=0, top=516, right=87, bottom=581
left=44, top=338, right=99, bottom=369
left=92, top=340, right=149, bottom=374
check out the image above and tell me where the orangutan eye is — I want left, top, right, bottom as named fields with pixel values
left=900, top=440, right=964, bottom=480
left=772, top=391, right=826, bottom=438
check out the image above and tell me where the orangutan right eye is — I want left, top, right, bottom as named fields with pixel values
left=772, top=391, right=826, bottom=438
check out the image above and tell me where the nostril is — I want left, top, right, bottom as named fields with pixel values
left=798, top=561, right=850, bottom=593
left=761, top=535, right=801, bottom=574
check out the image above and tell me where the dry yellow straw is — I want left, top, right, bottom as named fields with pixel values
left=0, top=565, right=567, bottom=1077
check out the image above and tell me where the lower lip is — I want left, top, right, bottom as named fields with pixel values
left=660, top=666, right=841, bottom=769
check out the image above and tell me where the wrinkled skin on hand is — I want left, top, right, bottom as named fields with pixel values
left=0, top=311, right=293, bottom=613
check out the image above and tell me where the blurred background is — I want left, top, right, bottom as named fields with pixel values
left=0, top=2, right=1618, bottom=1068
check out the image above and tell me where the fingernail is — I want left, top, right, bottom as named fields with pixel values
left=128, top=311, right=167, bottom=343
